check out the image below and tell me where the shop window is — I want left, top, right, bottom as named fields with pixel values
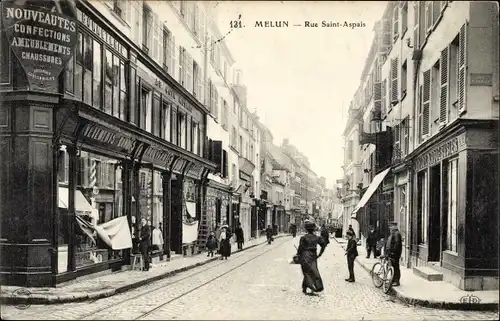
left=83, top=34, right=93, bottom=105
left=446, top=158, right=458, bottom=253
left=140, top=88, right=152, bottom=132
left=151, top=170, right=165, bottom=255
left=92, top=40, right=102, bottom=109
left=153, top=95, right=161, bottom=137
left=112, top=55, right=120, bottom=118
left=74, top=32, right=84, bottom=99
left=105, top=50, right=113, bottom=115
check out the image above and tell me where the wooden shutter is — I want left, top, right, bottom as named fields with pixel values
left=193, top=4, right=200, bottom=37
left=186, top=53, right=193, bottom=93
left=381, top=78, right=387, bottom=117
left=422, top=70, right=431, bottom=136
left=439, top=46, right=450, bottom=125
left=222, top=150, right=228, bottom=178
left=197, top=64, right=203, bottom=102
left=458, top=23, right=467, bottom=115
left=393, top=6, right=399, bottom=41
left=391, top=58, right=399, bottom=105
left=187, top=116, right=192, bottom=152
left=432, top=1, right=441, bottom=25
left=441, top=1, right=448, bottom=12
left=394, top=124, right=401, bottom=160
left=199, top=7, right=205, bottom=44
left=425, top=1, right=432, bottom=33
left=413, top=2, right=420, bottom=49
left=152, top=13, right=159, bottom=62
left=374, top=82, right=382, bottom=114
left=171, top=108, right=177, bottom=145
left=418, top=85, right=423, bottom=139
left=171, top=36, right=177, bottom=80
left=214, top=88, right=219, bottom=117
left=404, top=117, right=410, bottom=155
left=379, top=18, right=392, bottom=56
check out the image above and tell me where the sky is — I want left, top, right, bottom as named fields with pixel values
left=212, top=1, right=387, bottom=188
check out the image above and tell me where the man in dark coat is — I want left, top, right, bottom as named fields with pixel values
left=291, top=223, right=297, bottom=238
left=385, top=221, right=403, bottom=286
left=235, top=223, right=244, bottom=250
left=139, top=218, right=151, bottom=271
left=320, top=224, right=330, bottom=246
left=265, top=225, right=273, bottom=244
left=345, top=230, right=358, bottom=282
left=366, top=225, right=379, bottom=258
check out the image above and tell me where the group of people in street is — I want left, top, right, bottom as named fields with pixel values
left=206, top=222, right=246, bottom=260
left=294, top=219, right=403, bottom=294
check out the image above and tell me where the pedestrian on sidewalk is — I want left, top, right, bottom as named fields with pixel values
left=320, top=223, right=330, bottom=247
left=345, top=230, right=358, bottom=282
left=366, top=225, right=379, bottom=258
left=235, top=222, right=244, bottom=250
left=297, top=220, right=326, bottom=294
left=206, top=231, right=217, bottom=257
left=266, top=225, right=273, bottom=244
left=347, top=225, right=356, bottom=239
left=384, top=221, right=402, bottom=286
left=218, top=225, right=231, bottom=260
left=139, top=218, right=151, bottom=271
left=291, top=223, right=297, bottom=238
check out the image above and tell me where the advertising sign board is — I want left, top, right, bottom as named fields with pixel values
left=3, top=1, right=78, bottom=92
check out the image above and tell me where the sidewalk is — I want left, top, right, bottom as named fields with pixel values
left=1, top=234, right=289, bottom=305
left=333, top=237, right=499, bottom=311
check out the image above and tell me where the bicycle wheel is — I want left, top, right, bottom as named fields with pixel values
left=371, top=263, right=384, bottom=288
left=382, top=266, right=395, bottom=294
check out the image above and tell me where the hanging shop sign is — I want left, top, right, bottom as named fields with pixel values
left=3, top=1, right=78, bottom=92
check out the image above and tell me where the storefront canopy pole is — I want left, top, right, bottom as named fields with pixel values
left=351, top=168, right=391, bottom=219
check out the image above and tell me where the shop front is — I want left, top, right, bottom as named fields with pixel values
left=0, top=1, right=216, bottom=287
left=206, top=180, right=231, bottom=231
left=410, top=120, right=498, bottom=290
left=392, top=164, right=411, bottom=267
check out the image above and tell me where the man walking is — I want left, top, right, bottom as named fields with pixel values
left=366, top=225, right=379, bottom=258
left=385, top=221, right=402, bottom=286
left=235, top=222, right=244, bottom=250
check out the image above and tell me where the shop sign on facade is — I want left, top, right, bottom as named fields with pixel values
left=3, top=2, right=78, bottom=92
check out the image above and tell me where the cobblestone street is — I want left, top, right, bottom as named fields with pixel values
left=1, top=237, right=498, bottom=320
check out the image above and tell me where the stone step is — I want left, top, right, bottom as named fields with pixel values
left=413, top=266, right=444, bottom=282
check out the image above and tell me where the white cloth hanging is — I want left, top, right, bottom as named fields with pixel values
left=152, top=227, right=163, bottom=245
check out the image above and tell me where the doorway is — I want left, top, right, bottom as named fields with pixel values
left=428, top=164, right=442, bottom=262
left=215, top=199, right=221, bottom=226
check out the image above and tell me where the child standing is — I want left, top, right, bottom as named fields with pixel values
left=345, top=230, right=358, bottom=282
left=206, top=231, right=217, bottom=257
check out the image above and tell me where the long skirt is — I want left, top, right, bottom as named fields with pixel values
left=300, top=254, right=324, bottom=292
left=219, top=239, right=231, bottom=257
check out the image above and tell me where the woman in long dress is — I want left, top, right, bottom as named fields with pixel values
left=218, top=226, right=231, bottom=260
left=297, top=221, right=327, bottom=294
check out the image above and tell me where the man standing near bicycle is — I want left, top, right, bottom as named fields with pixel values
left=384, top=221, right=402, bottom=286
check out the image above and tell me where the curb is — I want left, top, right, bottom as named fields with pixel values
left=332, top=238, right=498, bottom=311
left=2, top=235, right=289, bottom=305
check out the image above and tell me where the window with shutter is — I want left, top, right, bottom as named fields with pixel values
left=178, top=47, right=184, bottom=85
left=391, top=58, right=399, bottom=105
left=381, top=79, right=387, bottom=117
left=171, top=109, right=177, bottom=145
left=441, top=1, right=448, bottom=12
left=432, top=1, right=441, bottom=26
left=142, top=5, right=152, bottom=53
left=418, top=85, right=423, bottom=140
left=439, top=46, right=450, bottom=125
left=222, top=150, right=228, bottom=177
left=392, top=6, right=399, bottom=42
left=374, top=82, right=382, bottom=114
left=193, top=4, right=200, bottom=36
left=214, top=89, right=219, bottom=118
left=422, top=70, right=431, bottom=137
left=401, top=2, right=408, bottom=35
left=152, top=13, right=160, bottom=62
left=199, top=8, right=205, bottom=43
left=187, top=117, right=192, bottom=152
left=458, top=23, right=467, bottom=115
left=163, top=101, right=171, bottom=142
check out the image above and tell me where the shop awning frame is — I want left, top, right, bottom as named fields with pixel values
left=351, top=168, right=391, bottom=219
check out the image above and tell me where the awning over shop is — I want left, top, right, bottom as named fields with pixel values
left=351, top=168, right=391, bottom=219
left=58, top=187, right=94, bottom=213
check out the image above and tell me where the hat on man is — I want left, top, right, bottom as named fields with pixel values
left=304, top=220, right=316, bottom=231
left=389, top=221, right=398, bottom=226
left=346, top=230, right=354, bottom=237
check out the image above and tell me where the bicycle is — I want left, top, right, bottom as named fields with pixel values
left=371, top=255, right=394, bottom=294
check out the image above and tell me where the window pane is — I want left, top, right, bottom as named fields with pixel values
left=76, top=33, right=83, bottom=63
left=163, top=102, right=170, bottom=142
left=83, top=34, right=93, bottom=70
left=151, top=170, right=164, bottom=254
left=92, top=40, right=102, bottom=109
left=65, top=56, right=74, bottom=93
left=75, top=63, right=83, bottom=99
left=83, top=70, right=92, bottom=105
left=104, top=50, right=113, bottom=115
left=120, top=91, right=127, bottom=122
left=113, top=55, right=120, bottom=118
